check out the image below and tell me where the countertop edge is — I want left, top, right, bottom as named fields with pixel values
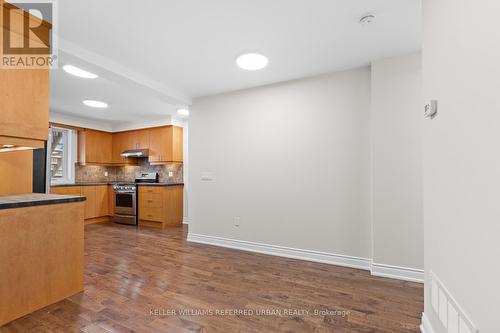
left=51, top=183, right=184, bottom=187
left=0, top=196, right=86, bottom=210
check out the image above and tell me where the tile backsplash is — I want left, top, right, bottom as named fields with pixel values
left=75, top=159, right=183, bottom=183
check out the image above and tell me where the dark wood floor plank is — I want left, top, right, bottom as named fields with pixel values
left=0, top=223, right=423, bottom=332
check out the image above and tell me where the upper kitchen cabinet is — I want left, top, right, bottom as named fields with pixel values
left=0, top=2, right=50, bottom=149
left=129, top=129, right=150, bottom=150
left=112, top=131, right=137, bottom=165
left=78, top=129, right=113, bottom=165
left=149, top=126, right=183, bottom=164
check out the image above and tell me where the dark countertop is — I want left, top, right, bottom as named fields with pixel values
left=136, top=183, right=184, bottom=187
left=51, top=182, right=117, bottom=187
left=0, top=193, right=86, bottom=210
left=51, top=182, right=184, bottom=187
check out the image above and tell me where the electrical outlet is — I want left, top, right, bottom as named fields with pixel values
left=104, top=171, right=109, bottom=177
left=424, top=100, right=438, bottom=119
left=233, top=216, right=240, bottom=227
left=168, top=171, right=174, bottom=177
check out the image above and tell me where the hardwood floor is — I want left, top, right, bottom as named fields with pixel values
left=1, top=223, right=423, bottom=332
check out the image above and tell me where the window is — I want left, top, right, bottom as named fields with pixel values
left=50, top=127, right=76, bottom=184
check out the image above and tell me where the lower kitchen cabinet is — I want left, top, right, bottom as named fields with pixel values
left=51, top=185, right=112, bottom=223
left=81, top=186, right=96, bottom=220
left=138, top=185, right=183, bottom=228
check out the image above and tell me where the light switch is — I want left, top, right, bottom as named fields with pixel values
left=201, top=172, right=214, bottom=181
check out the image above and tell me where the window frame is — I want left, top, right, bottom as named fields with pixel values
left=49, top=126, right=77, bottom=185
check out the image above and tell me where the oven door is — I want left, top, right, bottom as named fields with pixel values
left=114, top=191, right=136, bottom=216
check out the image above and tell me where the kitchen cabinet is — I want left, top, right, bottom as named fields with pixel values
left=51, top=185, right=112, bottom=222
left=0, top=200, right=84, bottom=326
left=0, top=151, right=33, bottom=195
left=148, top=126, right=183, bottom=164
left=0, top=2, right=50, bottom=147
left=78, top=129, right=113, bottom=165
left=57, top=125, right=183, bottom=166
left=81, top=186, right=96, bottom=220
left=95, top=185, right=110, bottom=217
left=138, top=185, right=183, bottom=228
left=129, top=129, right=150, bottom=149
left=112, top=131, right=137, bottom=165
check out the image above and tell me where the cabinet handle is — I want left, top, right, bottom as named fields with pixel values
left=148, top=200, right=153, bottom=203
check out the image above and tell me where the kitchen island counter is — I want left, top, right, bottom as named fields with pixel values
left=0, top=197, right=84, bottom=325
left=0, top=193, right=85, bottom=210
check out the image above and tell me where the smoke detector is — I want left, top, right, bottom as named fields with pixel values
left=359, top=13, right=376, bottom=26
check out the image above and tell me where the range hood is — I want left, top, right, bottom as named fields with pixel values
left=120, top=149, right=149, bottom=158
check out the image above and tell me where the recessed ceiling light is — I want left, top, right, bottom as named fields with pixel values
left=63, top=65, right=98, bottom=79
left=83, top=100, right=108, bottom=108
left=177, top=108, right=190, bottom=116
left=236, top=53, right=269, bottom=71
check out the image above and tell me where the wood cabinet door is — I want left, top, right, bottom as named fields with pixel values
left=171, top=126, right=183, bottom=162
left=135, top=129, right=150, bottom=149
left=95, top=185, right=109, bottom=217
left=79, top=130, right=112, bottom=164
left=148, top=127, right=170, bottom=162
left=86, top=130, right=112, bottom=164
left=108, top=185, right=115, bottom=215
left=0, top=68, right=49, bottom=142
left=112, top=132, right=129, bottom=164
left=0, top=6, right=49, bottom=142
left=163, top=186, right=184, bottom=225
left=81, top=186, right=96, bottom=220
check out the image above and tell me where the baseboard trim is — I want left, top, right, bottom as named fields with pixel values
left=187, top=233, right=372, bottom=270
left=420, top=313, right=435, bottom=333
left=371, top=262, right=424, bottom=283
left=84, top=216, right=112, bottom=225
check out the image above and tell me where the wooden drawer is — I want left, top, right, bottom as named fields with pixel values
left=139, top=206, right=164, bottom=222
left=140, top=193, right=163, bottom=208
left=51, top=186, right=82, bottom=196
left=139, top=186, right=163, bottom=195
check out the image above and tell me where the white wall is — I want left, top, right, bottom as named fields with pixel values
left=189, top=67, right=372, bottom=259
left=371, top=53, right=423, bottom=270
left=423, top=0, right=500, bottom=332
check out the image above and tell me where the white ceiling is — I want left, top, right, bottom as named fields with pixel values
left=51, top=0, right=421, bottom=125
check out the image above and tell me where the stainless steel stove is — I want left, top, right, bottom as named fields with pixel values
left=113, top=172, right=159, bottom=225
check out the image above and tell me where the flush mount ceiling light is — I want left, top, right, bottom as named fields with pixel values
left=177, top=108, right=190, bottom=116
left=63, top=65, right=99, bottom=79
left=359, top=13, right=376, bottom=26
left=83, top=100, right=108, bottom=108
left=236, top=53, right=269, bottom=71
